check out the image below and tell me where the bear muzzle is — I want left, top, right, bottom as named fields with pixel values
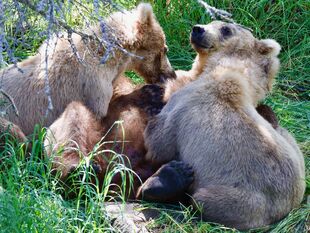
left=191, top=26, right=214, bottom=50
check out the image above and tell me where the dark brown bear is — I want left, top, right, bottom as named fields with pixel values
left=44, top=75, right=169, bottom=197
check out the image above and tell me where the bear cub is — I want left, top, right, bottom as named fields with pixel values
left=142, top=21, right=305, bottom=230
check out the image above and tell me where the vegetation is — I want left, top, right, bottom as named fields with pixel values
left=0, top=0, right=309, bottom=232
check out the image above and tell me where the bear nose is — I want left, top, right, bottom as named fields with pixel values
left=192, top=26, right=205, bottom=37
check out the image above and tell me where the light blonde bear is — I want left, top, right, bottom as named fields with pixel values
left=0, top=3, right=175, bottom=135
left=143, top=21, right=305, bottom=230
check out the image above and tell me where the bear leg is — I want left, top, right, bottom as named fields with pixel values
left=0, top=117, right=27, bottom=143
left=192, top=186, right=269, bottom=230
left=136, top=160, right=194, bottom=202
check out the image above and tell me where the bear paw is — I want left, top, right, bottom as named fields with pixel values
left=136, top=160, right=194, bottom=202
left=256, top=104, right=278, bottom=129
left=138, top=84, right=165, bottom=117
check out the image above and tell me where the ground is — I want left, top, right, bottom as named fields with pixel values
left=0, top=0, right=309, bottom=232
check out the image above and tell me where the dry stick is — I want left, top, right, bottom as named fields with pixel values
left=17, top=0, right=142, bottom=58
left=16, top=0, right=94, bottom=41
left=44, top=0, right=54, bottom=115
left=0, top=0, right=4, bottom=67
left=197, top=0, right=232, bottom=21
left=0, top=89, right=19, bottom=116
left=67, top=29, right=84, bottom=64
left=71, top=2, right=109, bottom=62
left=197, top=0, right=253, bottom=31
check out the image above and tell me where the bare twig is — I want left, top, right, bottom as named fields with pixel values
left=0, top=1, right=22, bottom=69
left=44, top=0, right=54, bottom=115
left=0, top=89, right=19, bottom=116
left=197, top=0, right=253, bottom=31
left=0, top=0, right=4, bottom=68
left=67, top=29, right=84, bottom=64
left=197, top=0, right=232, bottom=21
left=99, top=21, right=115, bottom=64
left=16, top=0, right=94, bottom=41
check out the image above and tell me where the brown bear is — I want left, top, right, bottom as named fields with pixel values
left=0, top=3, right=175, bottom=136
left=44, top=80, right=279, bottom=201
left=44, top=21, right=282, bottom=200
left=44, top=80, right=180, bottom=199
left=140, top=21, right=305, bottom=230
left=43, top=25, right=219, bottom=197
left=44, top=81, right=163, bottom=183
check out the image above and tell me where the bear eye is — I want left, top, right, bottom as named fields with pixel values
left=220, top=26, right=233, bottom=38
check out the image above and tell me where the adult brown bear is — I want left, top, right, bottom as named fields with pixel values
left=0, top=3, right=175, bottom=136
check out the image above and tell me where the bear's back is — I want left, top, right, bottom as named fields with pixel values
left=165, top=80, right=299, bottom=198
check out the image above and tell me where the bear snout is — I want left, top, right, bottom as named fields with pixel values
left=192, top=26, right=205, bottom=37
left=191, top=26, right=205, bottom=44
left=191, top=26, right=212, bottom=49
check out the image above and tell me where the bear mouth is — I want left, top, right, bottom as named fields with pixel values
left=190, top=36, right=213, bottom=50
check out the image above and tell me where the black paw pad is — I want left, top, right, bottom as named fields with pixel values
left=136, top=160, right=194, bottom=202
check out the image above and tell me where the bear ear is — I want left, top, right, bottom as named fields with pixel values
left=255, top=39, right=281, bottom=56
left=136, top=3, right=154, bottom=26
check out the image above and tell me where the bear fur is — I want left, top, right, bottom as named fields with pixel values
left=143, top=21, right=305, bottom=230
left=43, top=29, right=221, bottom=195
left=163, top=45, right=209, bottom=102
left=0, top=117, right=27, bottom=145
left=0, top=3, right=175, bottom=135
left=44, top=75, right=166, bottom=194
left=44, top=21, right=283, bottom=199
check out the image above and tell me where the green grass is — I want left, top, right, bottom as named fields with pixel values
left=1, top=0, right=309, bottom=232
left=0, top=125, right=140, bottom=232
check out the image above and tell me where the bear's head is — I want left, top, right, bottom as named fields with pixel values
left=121, top=3, right=176, bottom=84
left=191, top=21, right=281, bottom=103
